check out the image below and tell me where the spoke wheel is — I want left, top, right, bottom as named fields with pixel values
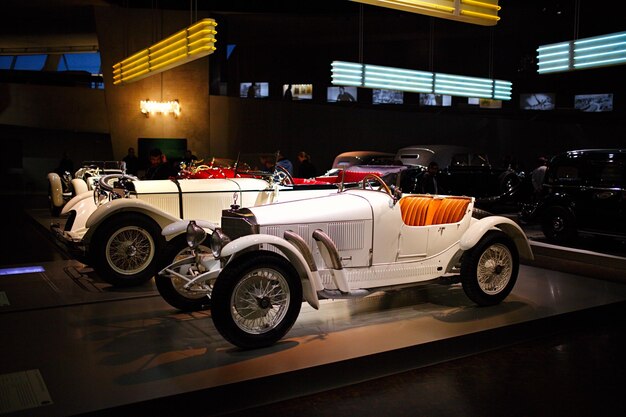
left=155, top=235, right=213, bottom=311
left=211, top=252, right=302, bottom=349
left=92, top=214, right=164, bottom=287
left=461, top=231, right=519, bottom=306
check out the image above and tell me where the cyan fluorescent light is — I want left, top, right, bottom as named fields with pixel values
left=113, top=18, right=217, bottom=85
left=537, top=30, right=626, bottom=74
left=349, top=0, right=501, bottom=26
left=331, top=60, right=511, bottom=100
left=0, top=266, right=45, bottom=276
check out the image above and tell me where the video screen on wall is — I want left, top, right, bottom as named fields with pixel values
left=283, top=84, right=313, bottom=100
left=327, top=86, right=357, bottom=102
left=520, top=93, right=555, bottom=110
left=373, top=89, right=403, bottom=105
left=574, top=93, right=613, bottom=112
left=419, top=93, right=451, bottom=107
left=240, top=82, right=269, bottom=98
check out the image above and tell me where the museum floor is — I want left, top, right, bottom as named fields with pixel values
left=1, top=194, right=625, bottom=417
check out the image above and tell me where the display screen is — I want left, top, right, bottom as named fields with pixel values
left=520, top=93, right=555, bottom=110
left=283, top=84, right=313, bottom=100
left=240, top=82, right=269, bottom=98
left=327, top=86, right=357, bottom=102
left=373, top=89, right=403, bottom=105
left=419, top=93, right=451, bottom=107
left=467, top=97, right=480, bottom=105
left=574, top=93, right=613, bottom=112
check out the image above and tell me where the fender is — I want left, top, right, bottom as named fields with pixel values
left=85, top=198, right=179, bottom=232
left=71, top=178, right=89, bottom=195
left=61, top=190, right=94, bottom=215
left=47, top=172, right=64, bottom=208
left=161, top=219, right=217, bottom=237
left=221, top=234, right=321, bottom=309
left=460, top=216, right=534, bottom=261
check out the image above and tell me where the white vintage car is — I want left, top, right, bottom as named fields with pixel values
left=158, top=174, right=534, bottom=349
left=51, top=171, right=380, bottom=287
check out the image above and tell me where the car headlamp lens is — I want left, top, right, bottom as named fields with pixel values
left=186, top=220, right=207, bottom=249
left=210, top=228, right=231, bottom=258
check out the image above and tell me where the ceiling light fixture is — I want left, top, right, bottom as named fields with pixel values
left=140, top=100, right=181, bottom=117
left=113, top=18, right=217, bottom=85
left=332, top=61, right=511, bottom=100
left=349, top=0, right=501, bottom=26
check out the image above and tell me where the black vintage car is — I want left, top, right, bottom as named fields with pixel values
left=394, top=145, right=527, bottom=212
left=521, top=149, right=626, bottom=242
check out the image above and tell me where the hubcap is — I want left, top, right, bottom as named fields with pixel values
left=106, top=227, right=154, bottom=275
left=231, top=268, right=290, bottom=335
left=477, top=243, right=513, bottom=295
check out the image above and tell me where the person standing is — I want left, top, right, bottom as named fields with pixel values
left=122, top=147, right=139, bottom=176
left=144, top=148, right=174, bottom=180
left=296, top=151, right=317, bottom=178
left=418, top=161, right=440, bottom=194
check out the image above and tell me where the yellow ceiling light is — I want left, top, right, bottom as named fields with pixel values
left=113, top=18, right=217, bottom=85
left=350, top=0, right=501, bottom=26
left=140, top=100, right=181, bottom=117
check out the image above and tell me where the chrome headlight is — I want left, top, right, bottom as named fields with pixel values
left=210, top=227, right=231, bottom=258
left=186, top=220, right=207, bottom=249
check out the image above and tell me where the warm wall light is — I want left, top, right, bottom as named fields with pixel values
left=332, top=61, right=511, bottom=100
left=350, top=0, right=501, bottom=26
left=537, top=30, right=626, bottom=74
left=113, top=18, right=217, bottom=85
left=140, top=100, right=181, bottom=117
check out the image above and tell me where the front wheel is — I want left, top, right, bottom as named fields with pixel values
left=211, top=252, right=302, bottom=349
left=460, top=231, right=519, bottom=306
left=541, top=206, right=576, bottom=242
left=155, top=235, right=213, bottom=311
left=91, top=213, right=164, bottom=287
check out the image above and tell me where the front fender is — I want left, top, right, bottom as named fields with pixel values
left=71, top=178, right=89, bottom=195
left=47, top=172, right=64, bottom=208
left=460, top=216, right=534, bottom=261
left=61, top=190, right=94, bottom=215
left=222, top=234, right=321, bottom=309
left=85, top=198, right=179, bottom=233
left=161, top=219, right=218, bottom=238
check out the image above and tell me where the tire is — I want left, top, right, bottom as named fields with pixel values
left=541, top=206, right=577, bottom=242
left=211, top=251, right=302, bottom=349
left=91, top=213, right=165, bottom=287
left=499, top=172, right=521, bottom=195
left=155, top=234, right=213, bottom=311
left=460, top=231, right=519, bottom=306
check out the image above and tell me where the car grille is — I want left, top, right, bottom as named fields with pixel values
left=221, top=208, right=259, bottom=240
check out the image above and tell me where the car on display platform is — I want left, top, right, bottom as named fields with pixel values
left=47, top=160, right=132, bottom=216
left=520, top=148, right=626, bottom=242
left=51, top=164, right=402, bottom=288
left=157, top=173, right=533, bottom=349
left=394, top=145, right=529, bottom=212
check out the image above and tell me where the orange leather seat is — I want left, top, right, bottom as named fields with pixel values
left=399, top=196, right=470, bottom=226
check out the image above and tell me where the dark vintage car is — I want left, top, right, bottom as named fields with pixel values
left=521, top=149, right=626, bottom=242
left=394, top=145, right=527, bottom=211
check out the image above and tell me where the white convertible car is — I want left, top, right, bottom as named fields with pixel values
left=158, top=174, right=534, bottom=349
left=51, top=170, right=391, bottom=287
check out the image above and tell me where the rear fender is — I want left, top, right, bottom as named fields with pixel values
left=222, top=234, right=321, bottom=309
left=47, top=172, right=64, bottom=208
left=460, top=216, right=534, bottom=261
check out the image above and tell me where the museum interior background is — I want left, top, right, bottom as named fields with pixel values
left=0, top=0, right=624, bottom=193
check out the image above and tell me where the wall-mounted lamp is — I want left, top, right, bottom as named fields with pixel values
left=113, top=18, right=217, bottom=85
left=140, top=100, right=181, bottom=117
left=332, top=61, right=512, bottom=100
left=537, top=31, right=626, bottom=74
left=349, top=0, right=501, bottom=26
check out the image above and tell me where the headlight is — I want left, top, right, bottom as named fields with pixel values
left=186, top=220, right=207, bottom=249
left=210, top=227, right=231, bottom=258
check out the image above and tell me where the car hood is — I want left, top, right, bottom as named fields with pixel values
left=246, top=190, right=386, bottom=226
left=131, top=177, right=270, bottom=194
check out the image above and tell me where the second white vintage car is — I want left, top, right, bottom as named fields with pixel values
left=158, top=174, right=534, bottom=349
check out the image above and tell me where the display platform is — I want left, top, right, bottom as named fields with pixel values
left=2, top=259, right=626, bottom=417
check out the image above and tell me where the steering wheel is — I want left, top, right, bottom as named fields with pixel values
left=361, top=173, right=393, bottom=197
left=272, top=165, right=294, bottom=185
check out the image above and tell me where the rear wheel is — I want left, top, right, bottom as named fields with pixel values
left=461, top=231, right=519, bottom=306
left=91, top=213, right=164, bottom=287
left=211, top=252, right=302, bottom=349
left=155, top=234, right=213, bottom=311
